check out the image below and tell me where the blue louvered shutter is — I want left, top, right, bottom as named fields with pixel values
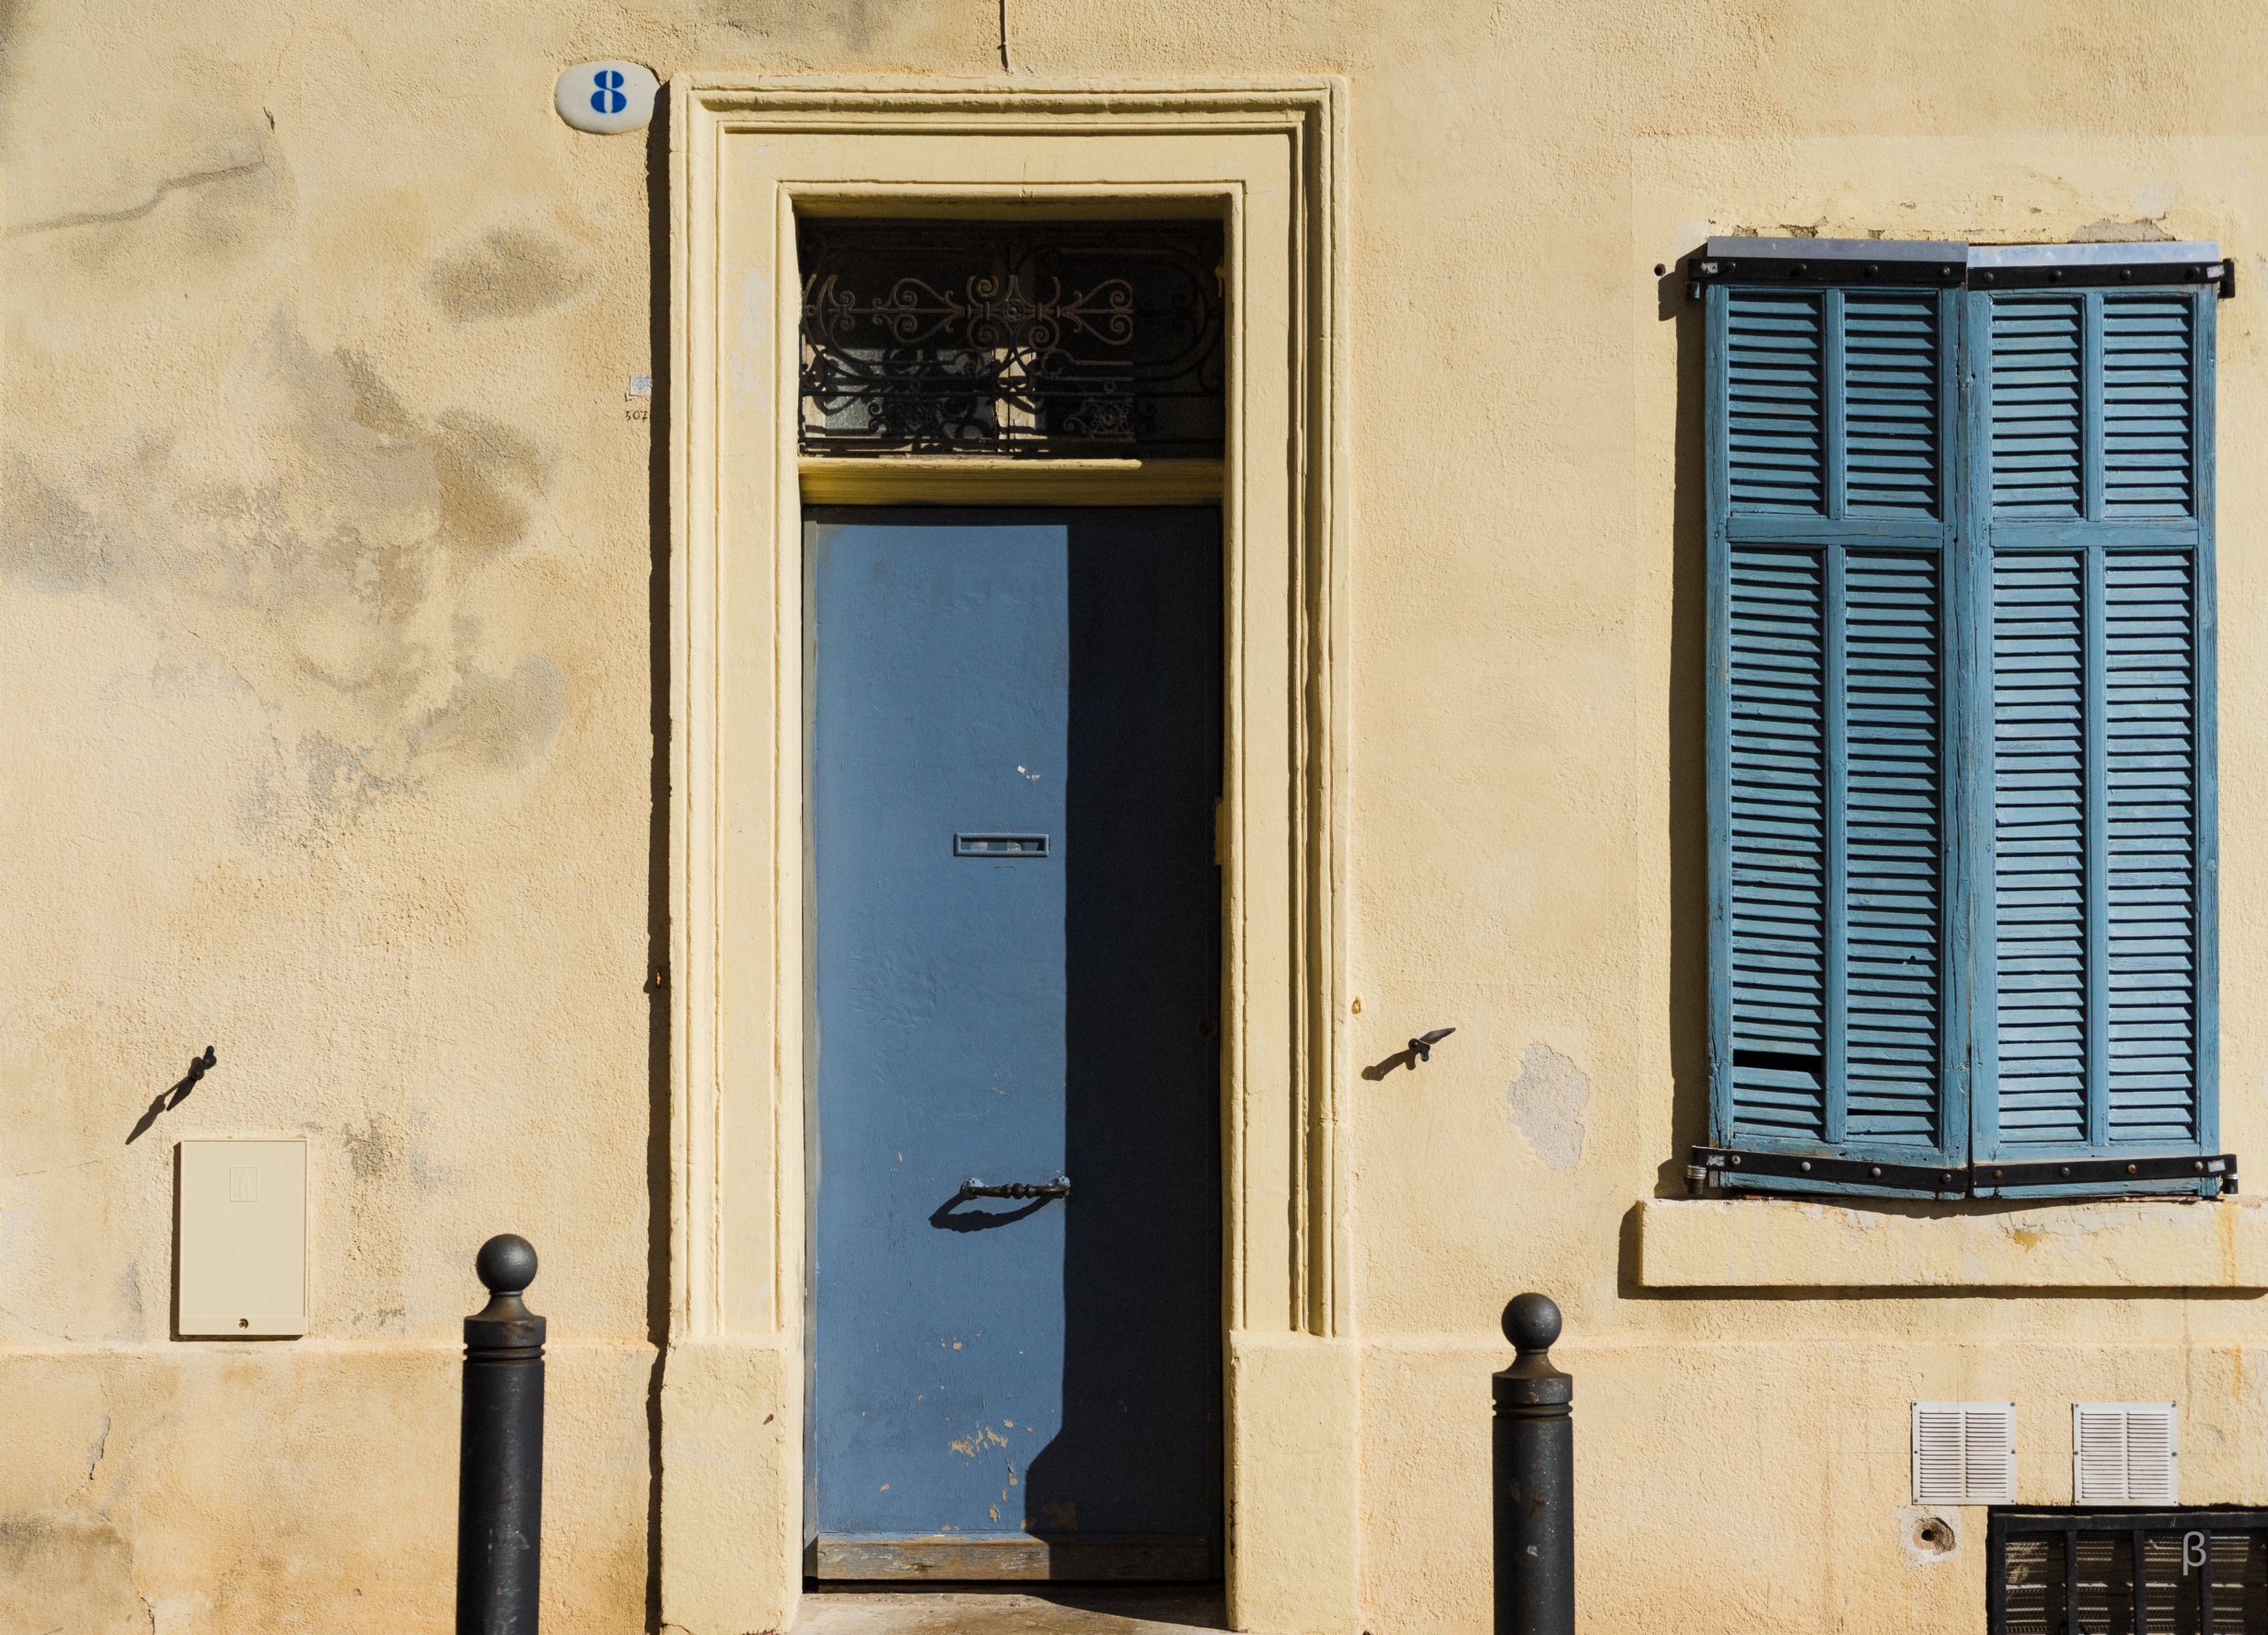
left=1970, top=287, right=2218, bottom=1189
left=1707, top=284, right=1964, bottom=1186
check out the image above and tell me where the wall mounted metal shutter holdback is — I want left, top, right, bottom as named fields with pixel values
left=1696, top=237, right=2232, bottom=1200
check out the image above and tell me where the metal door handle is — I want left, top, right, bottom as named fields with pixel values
left=958, top=1176, right=1070, bottom=1201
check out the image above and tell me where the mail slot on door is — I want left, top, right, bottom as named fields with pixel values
left=954, top=833, right=1049, bottom=858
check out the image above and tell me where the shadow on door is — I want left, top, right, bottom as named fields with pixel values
left=1023, top=512, right=1223, bottom=1571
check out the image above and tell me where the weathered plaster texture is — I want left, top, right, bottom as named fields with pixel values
left=0, top=1343, right=651, bottom=1632
left=5, top=2, right=2268, bottom=1633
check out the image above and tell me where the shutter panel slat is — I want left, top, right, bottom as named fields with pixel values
left=1705, top=281, right=1959, bottom=1170
left=1728, top=294, right=1826, bottom=514
left=2106, top=551, right=2198, bottom=1142
left=1728, top=546, right=1828, bottom=1134
left=1711, top=281, right=1957, bottom=1179
left=1992, top=298, right=2085, bottom=517
left=2104, top=297, right=2195, bottom=517
left=1845, top=551, right=1944, bottom=1144
left=1994, top=551, right=2089, bottom=1146
left=1845, top=296, right=1941, bottom=516
left=1980, top=288, right=2213, bottom=1177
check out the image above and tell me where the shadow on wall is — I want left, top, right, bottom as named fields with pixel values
left=642, top=99, right=674, bottom=1635
left=124, top=1047, right=218, bottom=1145
left=1660, top=260, right=1711, bottom=1200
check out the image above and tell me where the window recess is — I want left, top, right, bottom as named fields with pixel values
left=1698, top=237, right=2229, bottom=1200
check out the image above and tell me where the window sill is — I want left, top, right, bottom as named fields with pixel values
left=1635, top=1197, right=2268, bottom=1290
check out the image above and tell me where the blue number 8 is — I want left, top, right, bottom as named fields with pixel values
left=590, top=69, right=626, bottom=115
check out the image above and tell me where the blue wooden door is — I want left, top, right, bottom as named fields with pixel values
left=806, top=507, right=1222, bottom=1578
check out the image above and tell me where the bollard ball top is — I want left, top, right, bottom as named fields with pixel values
left=1503, top=1291, right=1561, bottom=1352
left=476, top=1235, right=538, bottom=1295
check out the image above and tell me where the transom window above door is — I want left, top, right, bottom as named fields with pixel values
left=796, top=218, right=1225, bottom=458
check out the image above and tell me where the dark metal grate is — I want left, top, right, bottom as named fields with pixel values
left=1991, top=1509, right=2268, bottom=1633
left=797, top=218, right=1225, bottom=458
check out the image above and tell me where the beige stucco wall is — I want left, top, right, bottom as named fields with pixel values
left=6, top=3, right=2268, bottom=1633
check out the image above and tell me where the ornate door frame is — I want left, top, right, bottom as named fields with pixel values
left=662, top=77, right=1355, bottom=1634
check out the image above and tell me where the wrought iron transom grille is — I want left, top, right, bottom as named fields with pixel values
left=1990, top=1508, right=2268, bottom=1633
left=797, top=218, right=1225, bottom=458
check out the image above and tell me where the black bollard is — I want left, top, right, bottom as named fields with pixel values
left=458, top=1235, right=546, bottom=1635
left=1494, top=1292, right=1573, bottom=1635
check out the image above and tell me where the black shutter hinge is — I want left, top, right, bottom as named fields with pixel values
left=1689, top=1146, right=2236, bottom=1199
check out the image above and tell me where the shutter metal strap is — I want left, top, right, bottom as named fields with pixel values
left=1683, top=237, right=2237, bottom=300
left=1687, top=1144, right=2236, bottom=1197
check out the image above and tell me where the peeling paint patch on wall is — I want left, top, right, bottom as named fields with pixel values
left=1506, top=1043, right=1588, bottom=1173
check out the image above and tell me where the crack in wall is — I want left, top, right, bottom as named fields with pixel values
left=84, top=1415, right=110, bottom=1484
left=8, top=157, right=268, bottom=238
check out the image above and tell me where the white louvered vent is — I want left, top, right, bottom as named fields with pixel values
left=2073, top=1403, right=2179, bottom=1505
left=1913, top=1402, right=2017, bottom=1505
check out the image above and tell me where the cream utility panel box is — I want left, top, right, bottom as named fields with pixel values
left=177, top=1139, right=307, bottom=1337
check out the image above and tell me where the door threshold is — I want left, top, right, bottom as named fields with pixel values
left=809, top=1535, right=1219, bottom=1582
